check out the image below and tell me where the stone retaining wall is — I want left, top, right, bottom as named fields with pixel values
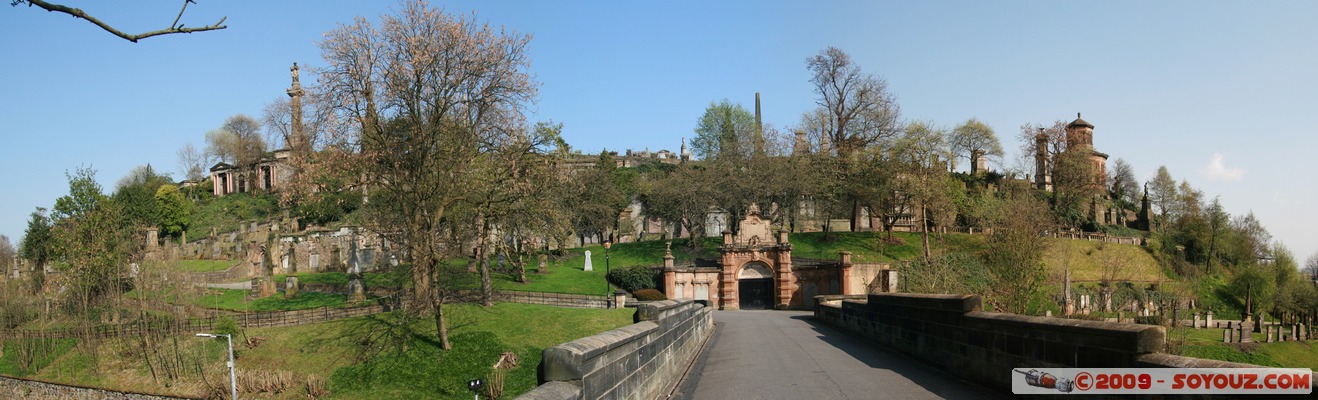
left=815, top=293, right=1317, bottom=397
left=516, top=299, right=712, bottom=400
left=0, top=376, right=192, bottom=399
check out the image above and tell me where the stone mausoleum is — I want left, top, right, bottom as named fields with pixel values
left=660, top=204, right=895, bottom=310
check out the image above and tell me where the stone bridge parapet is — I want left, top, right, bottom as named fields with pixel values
left=517, top=299, right=712, bottom=400
left=815, top=293, right=1316, bottom=398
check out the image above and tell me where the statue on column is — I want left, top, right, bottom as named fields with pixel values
left=290, top=62, right=300, bottom=86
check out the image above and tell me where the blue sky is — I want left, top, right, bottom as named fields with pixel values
left=2, top=1, right=1315, bottom=263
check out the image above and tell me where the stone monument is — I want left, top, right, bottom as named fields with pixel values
left=584, top=250, right=593, bottom=271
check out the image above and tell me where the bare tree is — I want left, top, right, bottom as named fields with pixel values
left=176, top=143, right=208, bottom=182
left=318, top=0, right=537, bottom=350
left=1107, top=158, right=1138, bottom=208
left=949, top=117, right=1002, bottom=174
left=806, top=47, right=901, bottom=156
left=13, top=0, right=226, bottom=43
left=0, top=235, right=14, bottom=276
left=1304, top=252, right=1318, bottom=282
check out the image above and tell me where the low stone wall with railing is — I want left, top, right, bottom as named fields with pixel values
left=0, top=376, right=193, bottom=400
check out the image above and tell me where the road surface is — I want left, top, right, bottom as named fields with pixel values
left=674, top=310, right=1005, bottom=400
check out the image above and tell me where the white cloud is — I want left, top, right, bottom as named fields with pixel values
left=1201, top=153, right=1244, bottom=182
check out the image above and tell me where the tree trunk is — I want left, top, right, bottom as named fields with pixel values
left=921, top=205, right=931, bottom=261
left=434, top=299, right=451, bottom=350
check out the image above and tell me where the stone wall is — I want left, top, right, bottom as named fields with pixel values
left=815, top=293, right=1318, bottom=396
left=0, top=376, right=191, bottom=399
left=516, top=299, right=712, bottom=400
left=815, top=293, right=1164, bottom=391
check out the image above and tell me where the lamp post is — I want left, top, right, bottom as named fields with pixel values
left=196, top=333, right=237, bottom=400
left=603, top=240, right=612, bottom=309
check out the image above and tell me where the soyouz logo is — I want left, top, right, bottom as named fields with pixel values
left=1011, top=368, right=1312, bottom=395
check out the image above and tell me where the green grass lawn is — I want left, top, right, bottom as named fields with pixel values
left=1175, top=326, right=1318, bottom=368
left=3, top=303, right=632, bottom=399
left=171, top=259, right=238, bottom=273
left=1044, top=239, right=1163, bottom=282
left=191, top=288, right=372, bottom=312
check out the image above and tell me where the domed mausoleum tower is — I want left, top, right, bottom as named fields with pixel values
left=1065, top=113, right=1108, bottom=189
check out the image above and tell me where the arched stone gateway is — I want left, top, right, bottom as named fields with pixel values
left=738, top=262, right=775, bottom=310
left=659, top=203, right=899, bottom=310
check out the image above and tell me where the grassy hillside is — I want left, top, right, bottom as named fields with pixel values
left=1042, top=239, right=1164, bottom=282
left=5, top=303, right=633, bottom=399
left=1176, top=326, right=1318, bottom=368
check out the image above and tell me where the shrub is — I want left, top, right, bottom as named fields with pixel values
left=606, top=266, right=657, bottom=293
left=633, top=289, right=666, bottom=301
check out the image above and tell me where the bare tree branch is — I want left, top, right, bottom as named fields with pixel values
left=17, top=0, right=226, bottom=43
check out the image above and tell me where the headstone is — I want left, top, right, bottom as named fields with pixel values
left=1045, top=310, right=1053, bottom=317
left=583, top=250, right=593, bottom=271
left=286, top=276, right=299, bottom=298
left=309, top=254, right=320, bottom=272
left=1193, top=314, right=1201, bottom=329
left=348, top=275, right=365, bottom=302
left=1266, top=326, right=1275, bottom=343
left=1299, top=324, right=1307, bottom=340
left=538, top=254, right=548, bottom=273
left=1206, top=312, right=1213, bottom=328
left=1224, top=328, right=1233, bottom=343
left=1240, top=322, right=1254, bottom=343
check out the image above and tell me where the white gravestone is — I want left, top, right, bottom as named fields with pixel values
left=584, top=250, right=593, bottom=271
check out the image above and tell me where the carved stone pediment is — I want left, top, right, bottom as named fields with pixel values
left=734, top=203, right=774, bottom=247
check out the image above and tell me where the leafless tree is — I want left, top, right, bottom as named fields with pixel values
left=13, top=0, right=226, bottom=43
left=806, top=47, right=901, bottom=156
left=318, top=0, right=538, bottom=350
left=949, top=117, right=1003, bottom=174
left=176, top=143, right=208, bottom=182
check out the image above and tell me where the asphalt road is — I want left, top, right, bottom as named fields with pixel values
left=674, top=310, right=1006, bottom=400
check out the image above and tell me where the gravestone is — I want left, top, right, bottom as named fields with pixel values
left=309, top=253, right=320, bottom=272
left=1239, top=322, right=1254, bottom=343
left=286, top=276, right=299, bottom=298
left=1224, top=328, right=1233, bottom=343
left=1206, top=312, right=1213, bottom=329
left=584, top=250, right=593, bottom=271
left=1193, top=314, right=1200, bottom=329
left=1266, top=326, right=1275, bottom=343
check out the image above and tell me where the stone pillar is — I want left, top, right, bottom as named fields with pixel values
left=879, top=269, right=899, bottom=293
left=663, top=269, right=676, bottom=299
left=776, top=250, right=794, bottom=308
left=720, top=258, right=737, bottom=310
left=614, top=290, right=627, bottom=308
left=839, top=251, right=853, bottom=295
left=286, top=276, right=299, bottom=298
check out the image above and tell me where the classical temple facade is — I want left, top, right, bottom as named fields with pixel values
left=211, top=63, right=306, bottom=197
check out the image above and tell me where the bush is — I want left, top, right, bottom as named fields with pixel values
left=633, top=289, right=666, bottom=301
left=606, top=266, right=657, bottom=293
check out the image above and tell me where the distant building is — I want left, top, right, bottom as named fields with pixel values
left=210, top=149, right=292, bottom=196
